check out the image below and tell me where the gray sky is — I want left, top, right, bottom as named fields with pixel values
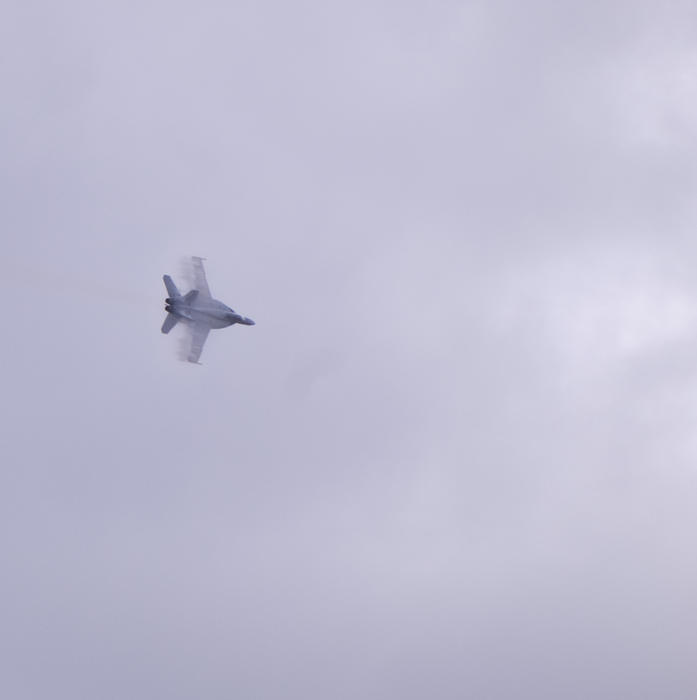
left=3, top=1, right=697, bottom=698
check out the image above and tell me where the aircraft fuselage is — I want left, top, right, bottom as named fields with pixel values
left=166, top=296, right=255, bottom=329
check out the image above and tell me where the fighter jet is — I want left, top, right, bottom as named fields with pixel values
left=161, top=256, right=255, bottom=364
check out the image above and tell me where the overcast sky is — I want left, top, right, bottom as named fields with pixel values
left=4, top=1, right=697, bottom=698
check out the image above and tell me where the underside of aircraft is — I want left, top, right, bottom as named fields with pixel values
left=161, top=256, right=254, bottom=364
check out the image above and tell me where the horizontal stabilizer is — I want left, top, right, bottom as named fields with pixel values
left=163, top=275, right=180, bottom=298
left=161, top=313, right=179, bottom=334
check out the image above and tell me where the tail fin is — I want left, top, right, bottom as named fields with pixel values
left=163, top=275, right=180, bottom=298
left=161, top=313, right=179, bottom=334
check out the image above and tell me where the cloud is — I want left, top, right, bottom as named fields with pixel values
left=4, top=1, right=697, bottom=698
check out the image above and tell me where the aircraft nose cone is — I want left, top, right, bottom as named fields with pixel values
left=247, top=318, right=255, bottom=326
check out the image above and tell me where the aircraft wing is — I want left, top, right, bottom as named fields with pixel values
left=186, top=323, right=210, bottom=364
left=190, top=256, right=212, bottom=298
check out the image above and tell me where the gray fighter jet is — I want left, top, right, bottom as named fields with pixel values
left=161, top=256, right=255, bottom=364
